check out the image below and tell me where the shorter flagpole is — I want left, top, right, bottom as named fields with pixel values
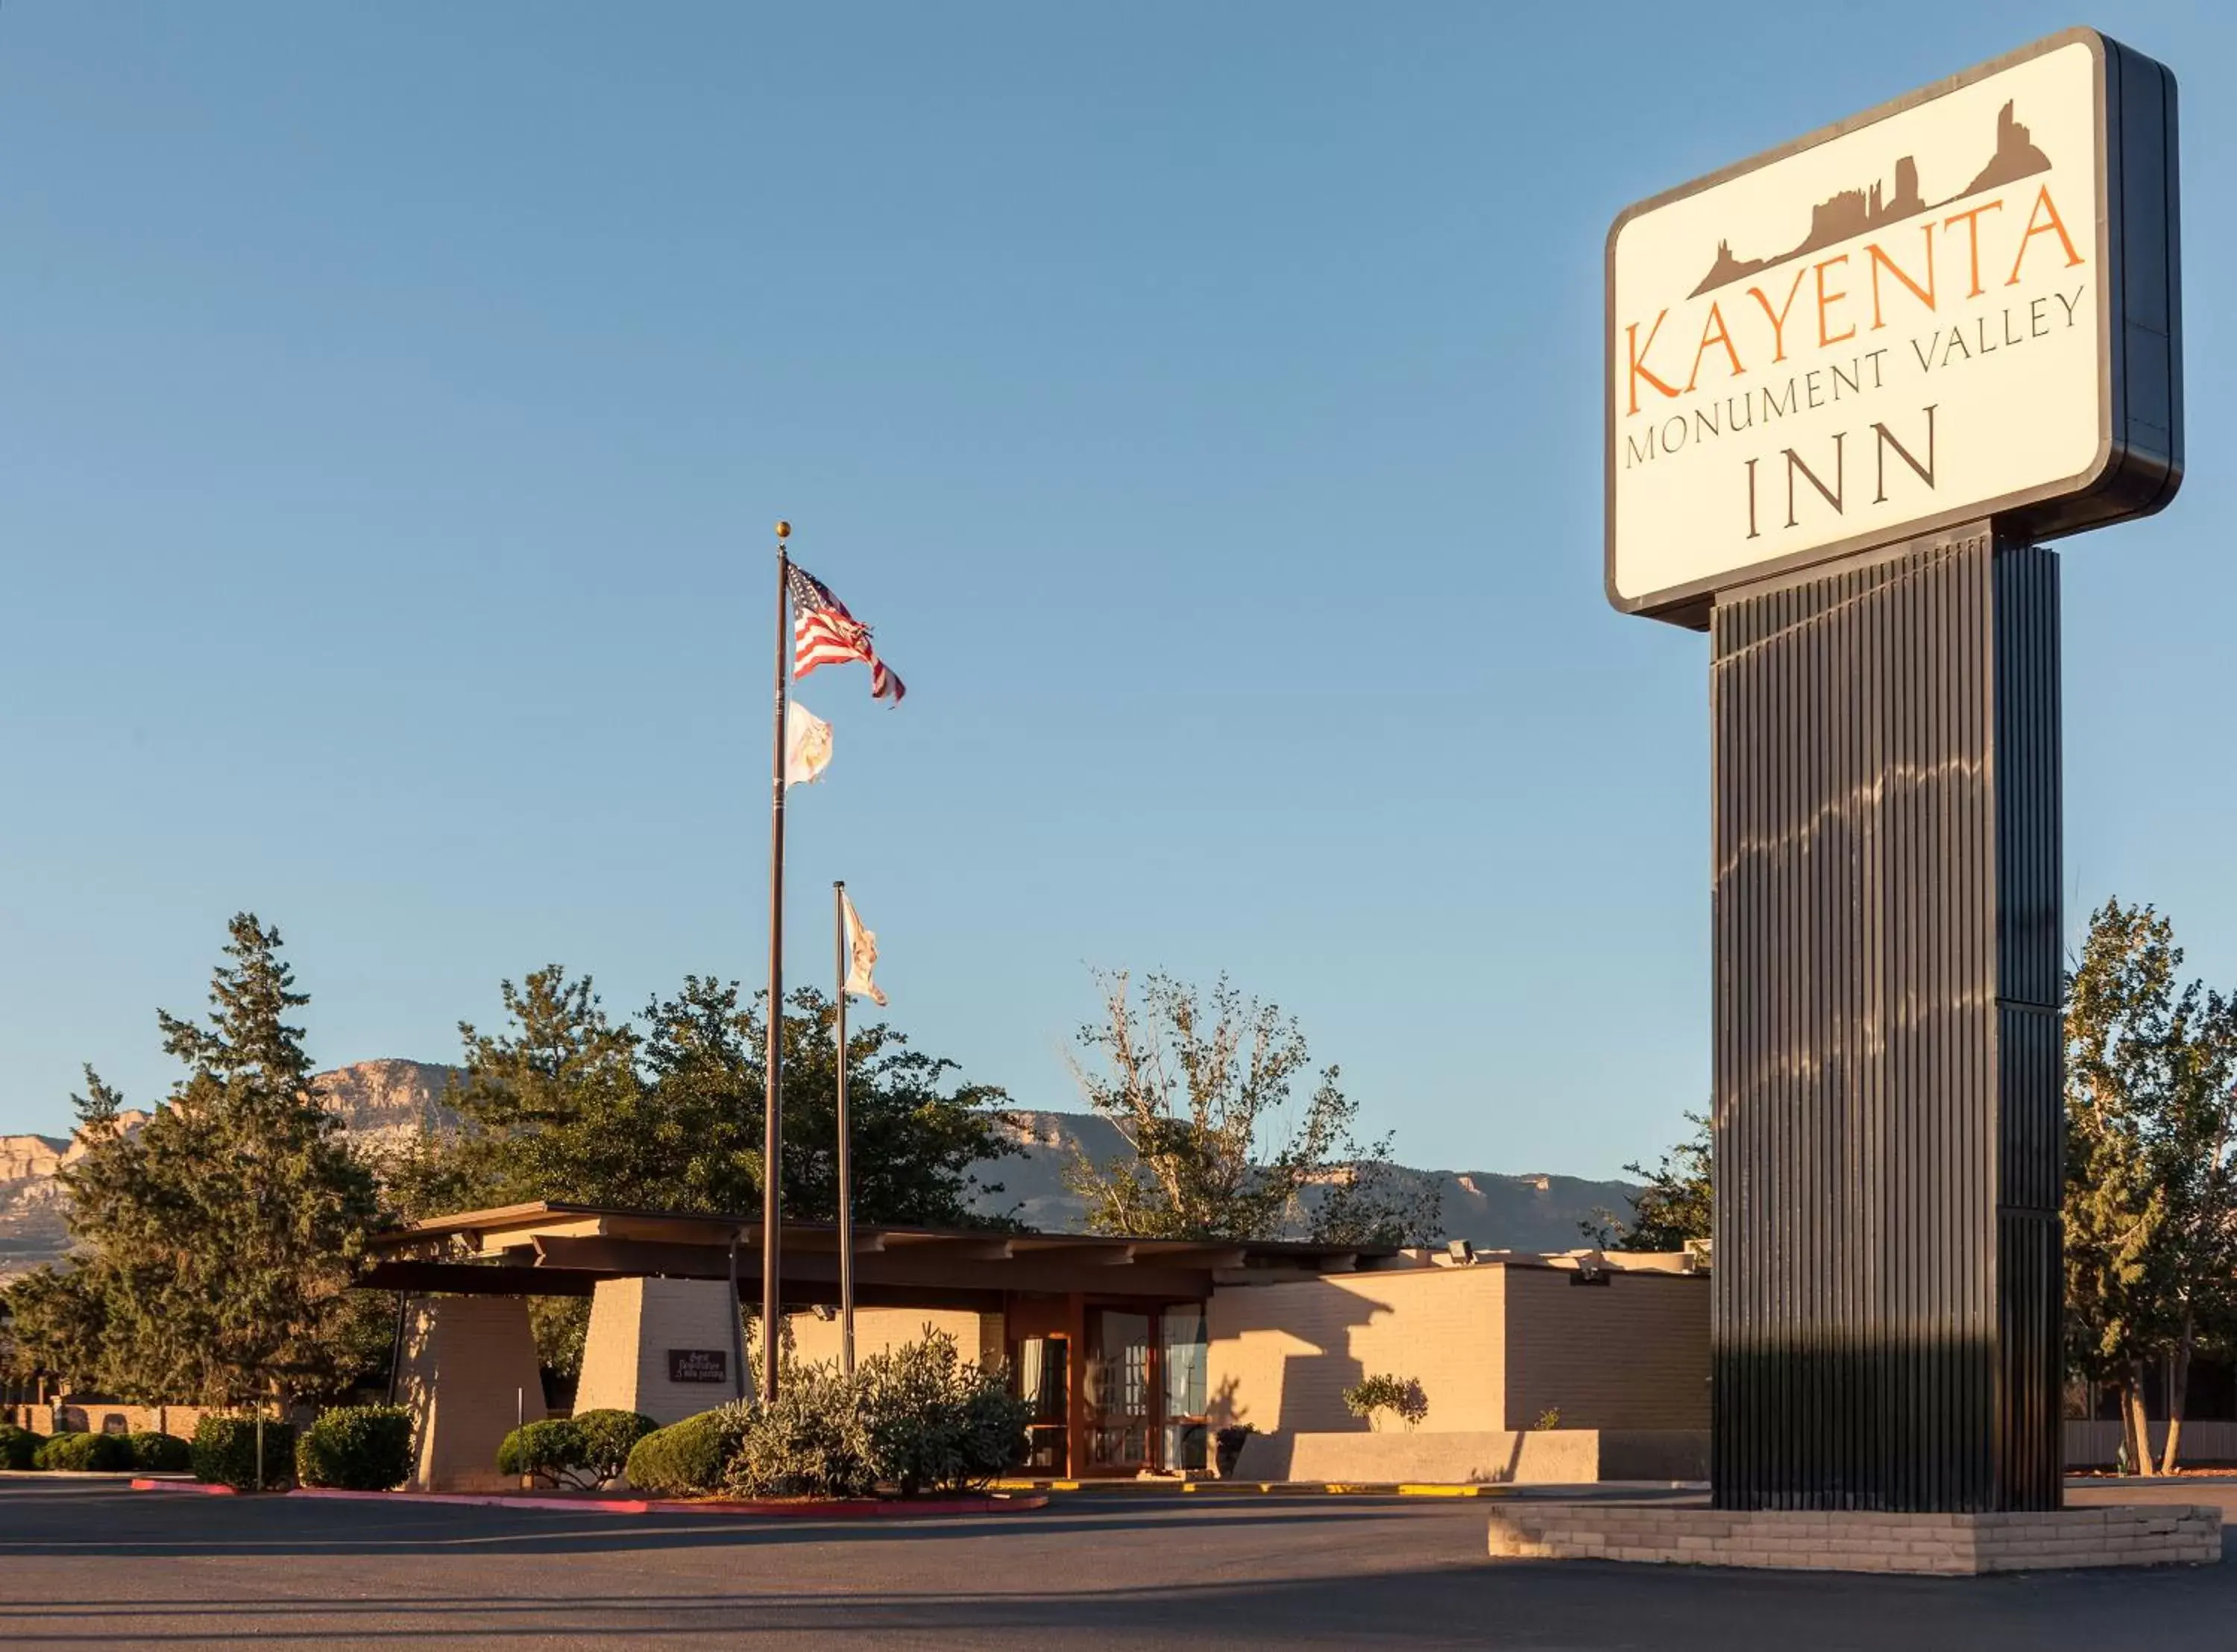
left=834, top=880, right=855, bottom=1375
left=726, top=1227, right=747, bottom=1404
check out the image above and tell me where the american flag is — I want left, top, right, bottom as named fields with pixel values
left=788, top=563, right=906, bottom=704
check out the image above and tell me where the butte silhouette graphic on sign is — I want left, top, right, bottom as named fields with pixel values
left=1690, top=101, right=2051, bottom=297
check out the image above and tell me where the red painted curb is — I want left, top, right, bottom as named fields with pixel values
left=282, top=1487, right=1048, bottom=1517
left=130, top=1478, right=236, bottom=1495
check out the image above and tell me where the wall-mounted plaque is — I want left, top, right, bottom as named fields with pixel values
left=667, top=1349, right=728, bottom=1384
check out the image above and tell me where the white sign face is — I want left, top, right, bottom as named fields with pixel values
left=1608, top=40, right=2107, bottom=616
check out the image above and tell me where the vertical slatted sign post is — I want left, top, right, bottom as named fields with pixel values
left=1605, top=29, right=2182, bottom=1513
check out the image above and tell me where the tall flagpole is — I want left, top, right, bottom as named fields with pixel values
left=834, top=880, right=855, bottom=1375
left=760, top=520, right=791, bottom=1404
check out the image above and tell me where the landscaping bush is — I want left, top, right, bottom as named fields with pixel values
left=624, top=1404, right=749, bottom=1497
left=296, top=1404, right=414, bottom=1491
left=858, top=1330, right=1031, bottom=1495
left=573, top=1409, right=658, bottom=1484
left=191, top=1414, right=297, bottom=1490
left=725, top=1363, right=877, bottom=1500
left=0, top=1424, right=38, bottom=1471
left=497, top=1418, right=583, bottom=1487
left=34, top=1431, right=134, bottom=1472
left=1341, top=1372, right=1428, bottom=1432
left=127, top=1431, right=193, bottom=1472
left=1214, top=1424, right=1255, bottom=1478
left=496, top=1410, right=655, bottom=1489
left=720, top=1331, right=1029, bottom=1501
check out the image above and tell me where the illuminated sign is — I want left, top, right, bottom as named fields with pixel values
left=1607, top=29, right=2180, bottom=625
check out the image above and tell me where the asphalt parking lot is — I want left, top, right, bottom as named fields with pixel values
left=1, top=1478, right=2233, bottom=1649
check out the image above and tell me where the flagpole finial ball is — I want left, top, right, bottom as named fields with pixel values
left=775, top=520, right=791, bottom=540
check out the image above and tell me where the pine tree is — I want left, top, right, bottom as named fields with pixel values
left=403, top=971, right=1019, bottom=1228
left=6, top=915, right=382, bottom=1406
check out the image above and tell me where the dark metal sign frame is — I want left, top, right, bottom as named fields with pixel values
left=1604, top=28, right=2182, bottom=1513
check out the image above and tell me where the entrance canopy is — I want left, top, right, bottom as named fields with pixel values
left=362, top=1201, right=1396, bottom=1311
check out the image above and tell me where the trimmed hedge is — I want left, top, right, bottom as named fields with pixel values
left=497, top=1410, right=655, bottom=1489
left=0, top=1423, right=37, bottom=1471
left=624, top=1406, right=746, bottom=1497
left=574, top=1409, right=658, bottom=1482
left=192, top=1414, right=296, bottom=1491
left=34, top=1431, right=134, bottom=1472
left=296, top=1405, right=414, bottom=1492
left=497, top=1419, right=582, bottom=1487
left=128, top=1431, right=193, bottom=1472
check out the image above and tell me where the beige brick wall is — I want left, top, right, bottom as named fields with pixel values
left=1486, top=1504, right=2223, bottom=1574
left=10, top=1403, right=210, bottom=1440
left=576, top=1278, right=747, bottom=1423
left=395, top=1295, right=545, bottom=1491
left=787, top=1308, right=1004, bottom=1370
left=1206, top=1268, right=1506, bottom=1434
left=1500, top=1267, right=1708, bottom=1431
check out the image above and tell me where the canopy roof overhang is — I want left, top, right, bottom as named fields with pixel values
left=360, top=1201, right=1397, bottom=1308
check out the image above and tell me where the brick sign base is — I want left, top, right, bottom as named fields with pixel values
left=1486, top=1502, right=2221, bottom=1576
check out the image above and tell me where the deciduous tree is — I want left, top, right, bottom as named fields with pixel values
left=2064, top=900, right=2237, bottom=1475
left=1585, top=1112, right=1713, bottom=1252
left=1062, top=971, right=1439, bottom=1245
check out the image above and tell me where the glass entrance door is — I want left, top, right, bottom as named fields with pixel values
left=1160, top=1305, right=1209, bottom=1473
left=1016, top=1335, right=1069, bottom=1475
left=1084, top=1310, right=1152, bottom=1472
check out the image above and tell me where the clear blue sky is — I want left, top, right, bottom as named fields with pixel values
left=2, top=1, right=2231, bottom=1176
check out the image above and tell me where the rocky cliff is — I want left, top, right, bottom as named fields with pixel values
left=0, top=1061, right=459, bottom=1279
left=1, top=1066, right=1641, bottom=1279
left=988, top=1109, right=1642, bottom=1251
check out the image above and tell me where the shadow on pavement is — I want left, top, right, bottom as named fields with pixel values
left=1, top=1558, right=2236, bottom=1650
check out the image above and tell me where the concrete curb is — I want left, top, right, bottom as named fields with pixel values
left=994, top=1477, right=1703, bottom=1498
left=1181, top=1481, right=1514, bottom=1498
left=2, top=1469, right=182, bottom=1482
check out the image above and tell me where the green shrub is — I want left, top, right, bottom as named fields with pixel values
left=296, top=1405, right=414, bottom=1491
left=572, top=1409, right=657, bottom=1484
left=0, top=1424, right=38, bottom=1471
left=625, top=1405, right=749, bottom=1497
left=1341, top=1372, right=1427, bottom=1432
left=1214, top=1424, right=1254, bottom=1478
left=191, top=1415, right=296, bottom=1490
left=859, top=1330, right=1031, bottom=1496
left=34, top=1431, right=134, bottom=1472
left=127, top=1432, right=193, bottom=1472
left=497, top=1410, right=656, bottom=1489
left=497, top=1419, right=583, bottom=1487
left=720, top=1331, right=1030, bottom=1501
left=725, top=1363, right=876, bottom=1499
